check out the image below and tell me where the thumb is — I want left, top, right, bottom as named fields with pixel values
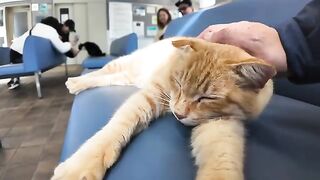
left=210, top=28, right=235, bottom=44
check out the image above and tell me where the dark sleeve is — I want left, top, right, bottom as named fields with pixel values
left=64, top=50, right=76, bottom=58
left=275, top=0, right=320, bottom=84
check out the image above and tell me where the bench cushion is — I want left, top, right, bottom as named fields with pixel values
left=0, top=64, right=25, bottom=77
left=60, top=86, right=320, bottom=180
left=82, top=56, right=116, bottom=69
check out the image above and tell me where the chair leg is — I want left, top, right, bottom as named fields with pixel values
left=0, top=140, right=2, bottom=148
left=35, top=72, right=42, bottom=98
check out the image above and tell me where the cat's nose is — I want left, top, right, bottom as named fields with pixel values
left=175, top=112, right=186, bottom=120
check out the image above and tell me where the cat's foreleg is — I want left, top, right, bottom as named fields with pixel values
left=65, top=54, right=134, bottom=89
left=191, top=119, right=245, bottom=180
left=66, top=72, right=136, bottom=94
left=51, top=89, right=166, bottom=180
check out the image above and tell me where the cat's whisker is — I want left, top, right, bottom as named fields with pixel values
left=158, top=102, right=170, bottom=107
left=159, top=90, right=171, bottom=99
left=171, top=111, right=180, bottom=121
left=157, top=96, right=170, bottom=102
left=152, top=95, right=170, bottom=103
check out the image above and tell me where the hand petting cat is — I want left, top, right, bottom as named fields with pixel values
left=198, top=21, right=287, bottom=72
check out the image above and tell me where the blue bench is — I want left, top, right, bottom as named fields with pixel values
left=0, top=36, right=67, bottom=98
left=0, top=47, right=10, bottom=66
left=82, top=33, right=138, bottom=69
left=60, top=0, right=320, bottom=180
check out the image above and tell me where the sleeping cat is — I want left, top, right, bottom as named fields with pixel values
left=52, top=37, right=276, bottom=180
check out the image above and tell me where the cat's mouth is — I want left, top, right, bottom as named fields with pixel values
left=171, top=111, right=198, bottom=126
left=179, top=118, right=199, bottom=126
left=173, top=113, right=225, bottom=126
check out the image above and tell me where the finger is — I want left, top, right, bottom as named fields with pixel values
left=211, top=28, right=250, bottom=48
left=197, top=28, right=211, bottom=39
left=210, top=28, right=232, bottom=43
left=197, top=24, right=229, bottom=39
left=210, top=28, right=261, bottom=59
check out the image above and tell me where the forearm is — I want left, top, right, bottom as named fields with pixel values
left=275, top=0, right=320, bottom=83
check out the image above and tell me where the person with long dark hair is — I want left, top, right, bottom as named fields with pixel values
left=155, top=8, right=172, bottom=41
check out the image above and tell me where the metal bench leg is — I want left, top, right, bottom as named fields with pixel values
left=35, top=72, right=42, bottom=98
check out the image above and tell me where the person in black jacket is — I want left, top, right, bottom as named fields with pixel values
left=198, top=0, right=319, bottom=84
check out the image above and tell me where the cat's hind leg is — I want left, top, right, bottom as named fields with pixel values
left=192, top=119, right=245, bottom=180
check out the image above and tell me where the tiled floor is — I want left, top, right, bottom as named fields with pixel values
left=0, top=65, right=82, bottom=180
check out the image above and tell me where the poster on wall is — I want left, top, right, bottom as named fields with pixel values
left=39, top=3, right=48, bottom=13
left=133, top=21, right=144, bottom=37
left=146, top=6, right=156, bottom=14
left=146, top=26, right=157, bottom=36
left=31, top=4, right=39, bottom=12
left=151, top=15, right=157, bottom=25
left=109, top=2, right=133, bottom=39
left=133, top=6, right=146, bottom=16
left=60, top=8, right=69, bottom=23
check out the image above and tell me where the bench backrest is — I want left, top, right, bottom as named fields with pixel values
left=23, top=36, right=66, bottom=72
left=110, top=33, right=138, bottom=57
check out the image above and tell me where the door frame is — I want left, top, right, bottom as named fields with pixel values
left=5, top=4, right=31, bottom=46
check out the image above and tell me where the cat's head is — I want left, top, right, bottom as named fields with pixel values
left=167, top=38, right=276, bottom=126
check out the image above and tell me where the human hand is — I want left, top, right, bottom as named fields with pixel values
left=198, top=21, right=287, bottom=72
left=70, top=34, right=80, bottom=46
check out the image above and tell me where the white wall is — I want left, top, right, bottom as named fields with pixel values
left=87, top=1, right=107, bottom=52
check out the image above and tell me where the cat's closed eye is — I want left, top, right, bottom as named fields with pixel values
left=173, top=77, right=182, bottom=88
left=196, top=95, right=221, bottom=103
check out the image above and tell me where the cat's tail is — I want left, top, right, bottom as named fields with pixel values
left=78, top=43, right=84, bottom=50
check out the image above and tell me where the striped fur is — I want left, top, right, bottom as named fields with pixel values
left=53, top=37, right=276, bottom=180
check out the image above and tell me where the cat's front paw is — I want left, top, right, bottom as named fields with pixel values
left=51, top=154, right=105, bottom=180
left=197, top=168, right=243, bottom=180
left=65, top=77, right=90, bottom=94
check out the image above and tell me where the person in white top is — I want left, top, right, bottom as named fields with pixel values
left=7, top=16, right=79, bottom=90
left=154, top=8, right=172, bottom=41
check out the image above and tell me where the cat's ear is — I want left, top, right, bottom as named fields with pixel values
left=230, top=58, right=277, bottom=89
left=172, top=38, right=203, bottom=51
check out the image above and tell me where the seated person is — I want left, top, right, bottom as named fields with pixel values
left=60, top=19, right=80, bottom=57
left=7, top=16, right=79, bottom=90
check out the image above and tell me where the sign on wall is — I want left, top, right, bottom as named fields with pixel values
left=109, top=2, right=133, bottom=39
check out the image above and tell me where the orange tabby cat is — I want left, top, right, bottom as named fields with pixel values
left=52, top=37, right=276, bottom=180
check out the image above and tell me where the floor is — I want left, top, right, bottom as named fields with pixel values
left=0, top=65, right=82, bottom=180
